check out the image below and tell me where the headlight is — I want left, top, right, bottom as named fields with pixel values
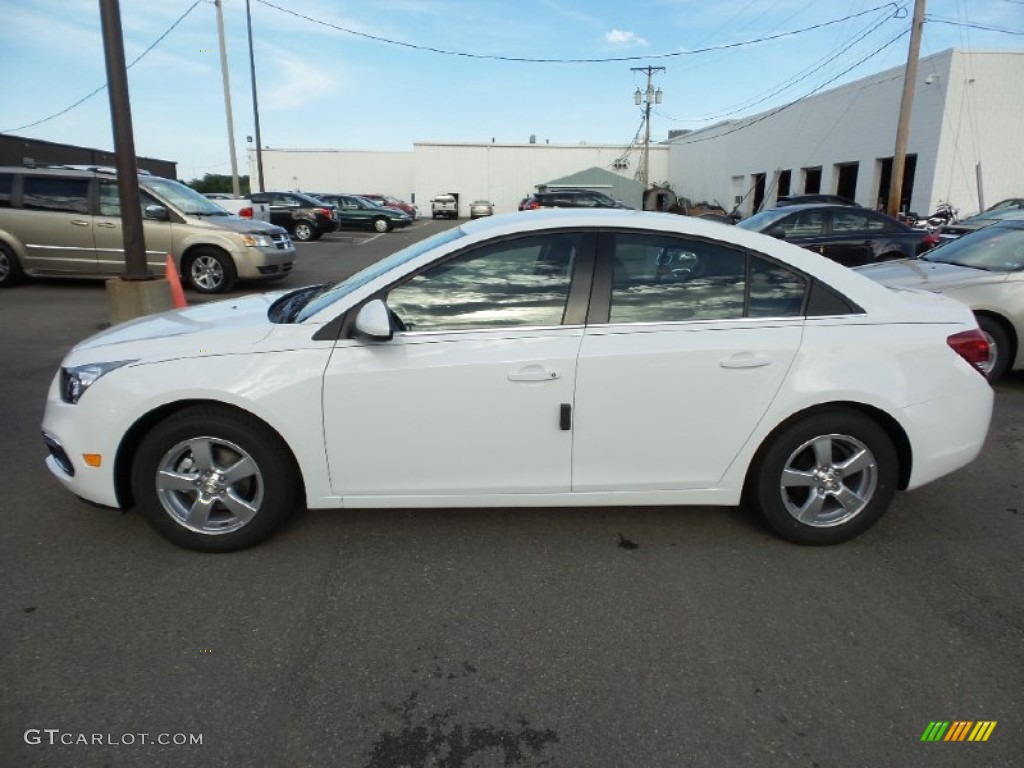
left=238, top=233, right=273, bottom=248
left=60, top=360, right=136, bottom=404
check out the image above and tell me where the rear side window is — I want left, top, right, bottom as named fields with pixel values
left=0, top=173, right=12, bottom=207
left=23, top=177, right=90, bottom=214
left=607, top=233, right=807, bottom=323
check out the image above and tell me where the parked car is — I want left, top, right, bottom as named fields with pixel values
left=431, top=193, right=458, bottom=219
left=521, top=190, right=631, bottom=210
left=42, top=209, right=992, bottom=552
left=775, top=194, right=859, bottom=207
left=0, top=165, right=294, bottom=293
left=856, top=218, right=1024, bottom=381
left=736, top=203, right=939, bottom=266
left=313, top=194, right=412, bottom=233
left=204, top=193, right=271, bottom=222
left=938, top=207, right=1024, bottom=241
left=985, top=198, right=1024, bottom=212
left=469, top=200, right=494, bottom=219
left=250, top=191, right=337, bottom=242
left=357, top=193, right=418, bottom=219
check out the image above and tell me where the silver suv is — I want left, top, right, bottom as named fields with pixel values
left=0, top=166, right=295, bottom=293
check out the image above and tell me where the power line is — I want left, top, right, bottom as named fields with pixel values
left=673, top=28, right=910, bottom=145
left=924, top=16, right=1024, bottom=34
left=655, top=4, right=901, bottom=124
left=254, top=0, right=906, bottom=63
left=2, top=0, right=204, bottom=134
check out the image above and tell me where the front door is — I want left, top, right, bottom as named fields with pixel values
left=93, top=180, right=175, bottom=275
left=322, top=232, right=590, bottom=498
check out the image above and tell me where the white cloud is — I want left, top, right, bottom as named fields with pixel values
left=605, top=29, right=648, bottom=47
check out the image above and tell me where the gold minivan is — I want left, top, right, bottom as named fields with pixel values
left=0, top=166, right=296, bottom=293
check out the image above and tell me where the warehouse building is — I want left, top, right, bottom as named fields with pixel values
left=667, top=48, right=1024, bottom=219
left=247, top=48, right=1020, bottom=220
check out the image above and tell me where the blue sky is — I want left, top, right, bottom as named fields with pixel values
left=1, top=0, right=1020, bottom=181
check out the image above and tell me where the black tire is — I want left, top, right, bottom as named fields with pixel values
left=292, top=220, right=316, bottom=242
left=131, top=405, right=301, bottom=552
left=0, top=242, right=24, bottom=287
left=185, top=248, right=236, bottom=294
left=747, top=409, right=898, bottom=545
left=977, top=315, right=1011, bottom=382
left=372, top=217, right=391, bottom=233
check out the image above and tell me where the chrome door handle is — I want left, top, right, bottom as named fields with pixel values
left=508, top=365, right=560, bottom=382
left=720, top=353, right=772, bottom=369
left=70, top=220, right=90, bottom=227
left=96, top=222, right=117, bottom=228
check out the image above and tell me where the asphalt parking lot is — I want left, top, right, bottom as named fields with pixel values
left=1, top=218, right=1022, bottom=767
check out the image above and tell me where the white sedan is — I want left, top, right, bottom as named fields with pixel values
left=42, top=210, right=994, bottom=551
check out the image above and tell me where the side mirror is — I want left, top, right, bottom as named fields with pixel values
left=144, top=204, right=170, bottom=221
left=353, top=299, right=393, bottom=341
left=766, top=228, right=787, bottom=240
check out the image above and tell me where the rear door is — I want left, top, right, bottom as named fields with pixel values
left=12, top=174, right=96, bottom=275
left=572, top=231, right=807, bottom=491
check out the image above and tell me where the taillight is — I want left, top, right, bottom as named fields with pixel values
left=525, top=201, right=540, bottom=210
left=921, top=232, right=941, bottom=249
left=947, top=329, right=990, bottom=376
left=317, top=207, right=333, bottom=218
left=238, top=207, right=253, bottom=218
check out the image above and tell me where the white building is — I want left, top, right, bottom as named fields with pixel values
left=667, top=49, right=1024, bottom=219
left=249, top=142, right=669, bottom=217
left=248, top=48, right=1021, bottom=220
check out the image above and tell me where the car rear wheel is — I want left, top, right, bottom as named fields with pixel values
left=977, top=316, right=1011, bottom=382
left=748, top=409, right=898, bottom=545
left=372, top=217, right=391, bottom=233
left=131, top=405, right=301, bottom=552
left=0, top=242, right=24, bottom=287
left=292, top=221, right=316, bottom=242
left=185, top=248, right=236, bottom=294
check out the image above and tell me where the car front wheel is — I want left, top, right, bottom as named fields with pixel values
left=131, top=405, right=301, bottom=551
left=748, top=409, right=898, bottom=545
left=292, top=221, right=316, bottom=242
left=185, top=248, right=236, bottom=294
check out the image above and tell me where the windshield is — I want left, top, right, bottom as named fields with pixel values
left=735, top=208, right=792, bottom=231
left=923, top=225, right=1024, bottom=272
left=143, top=177, right=230, bottom=216
left=296, top=226, right=468, bottom=322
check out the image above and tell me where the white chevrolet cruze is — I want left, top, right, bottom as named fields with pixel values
left=42, top=210, right=994, bottom=551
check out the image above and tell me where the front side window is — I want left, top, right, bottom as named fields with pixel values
left=608, top=233, right=806, bottom=323
left=387, top=234, right=580, bottom=332
left=99, top=181, right=166, bottom=217
left=23, top=177, right=89, bottom=214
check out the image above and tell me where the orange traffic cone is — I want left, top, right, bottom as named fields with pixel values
left=165, top=254, right=188, bottom=309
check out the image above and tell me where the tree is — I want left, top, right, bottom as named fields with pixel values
left=185, top=173, right=250, bottom=196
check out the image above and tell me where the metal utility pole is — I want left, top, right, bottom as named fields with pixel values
left=631, top=66, right=665, bottom=190
left=245, top=0, right=265, bottom=193
left=98, top=0, right=148, bottom=280
left=887, top=0, right=926, bottom=218
left=215, top=0, right=240, bottom=196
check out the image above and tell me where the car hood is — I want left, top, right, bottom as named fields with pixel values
left=854, top=258, right=996, bottom=291
left=65, top=291, right=288, bottom=364
left=182, top=213, right=287, bottom=236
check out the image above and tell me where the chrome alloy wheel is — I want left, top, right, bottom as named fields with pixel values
left=155, top=436, right=264, bottom=535
left=778, top=433, right=878, bottom=528
left=190, top=255, right=225, bottom=292
left=0, top=251, right=10, bottom=282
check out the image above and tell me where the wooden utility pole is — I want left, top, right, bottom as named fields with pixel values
left=887, top=0, right=926, bottom=218
left=631, top=66, right=665, bottom=189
